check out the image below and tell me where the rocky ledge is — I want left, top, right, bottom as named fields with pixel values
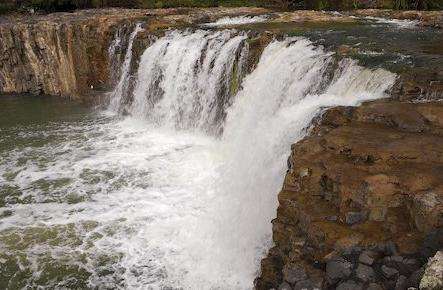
left=1, top=8, right=441, bottom=101
left=0, top=7, right=268, bottom=100
left=256, top=96, right=443, bottom=290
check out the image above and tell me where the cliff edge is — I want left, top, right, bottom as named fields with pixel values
left=256, top=97, right=443, bottom=289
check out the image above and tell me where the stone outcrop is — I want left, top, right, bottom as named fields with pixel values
left=0, top=9, right=150, bottom=100
left=0, top=7, right=269, bottom=100
left=256, top=98, right=443, bottom=290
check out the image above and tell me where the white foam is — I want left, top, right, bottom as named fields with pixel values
left=108, top=24, right=143, bottom=113
left=203, top=15, right=268, bottom=27
left=130, top=29, right=248, bottom=134
left=1, top=32, right=396, bottom=289
left=364, top=16, right=420, bottom=28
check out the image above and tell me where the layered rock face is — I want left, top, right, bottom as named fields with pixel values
left=1, top=7, right=440, bottom=101
left=0, top=7, right=271, bottom=100
left=0, top=10, right=150, bottom=100
left=256, top=97, right=443, bottom=289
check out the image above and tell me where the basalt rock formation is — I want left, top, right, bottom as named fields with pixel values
left=0, top=9, right=150, bottom=100
left=256, top=96, right=443, bottom=290
left=0, top=7, right=269, bottom=100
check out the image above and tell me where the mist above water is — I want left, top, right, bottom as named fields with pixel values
left=0, top=28, right=396, bottom=289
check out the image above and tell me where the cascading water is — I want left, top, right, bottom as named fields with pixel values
left=108, top=26, right=125, bottom=84
left=108, top=31, right=395, bottom=288
left=0, top=29, right=396, bottom=289
left=108, top=23, right=143, bottom=112
left=130, top=29, right=248, bottom=134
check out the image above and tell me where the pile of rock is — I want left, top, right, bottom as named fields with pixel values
left=271, top=245, right=442, bottom=290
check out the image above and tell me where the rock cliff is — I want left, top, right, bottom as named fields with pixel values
left=0, top=10, right=149, bottom=100
left=256, top=96, right=443, bottom=289
left=0, top=7, right=271, bottom=100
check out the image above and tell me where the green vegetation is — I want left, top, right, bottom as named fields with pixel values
left=304, top=0, right=442, bottom=9
left=2, top=0, right=280, bottom=13
left=393, top=0, right=442, bottom=9
left=0, top=2, right=16, bottom=14
left=0, top=0, right=441, bottom=14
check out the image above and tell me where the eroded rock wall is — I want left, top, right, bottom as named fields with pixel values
left=256, top=99, right=443, bottom=290
left=0, top=10, right=152, bottom=100
left=0, top=7, right=273, bottom=100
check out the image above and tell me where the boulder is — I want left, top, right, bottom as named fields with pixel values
left=336, top=280, right=363, bottom=290
left=384, top=256, right=421, bottom=275
left=381, top=265, right=399, bottom=279
left=293, top=280, right=315, bottom=290
left=367, top=283, right=384, bottom=290
left=359, top=250, right=376, bottom=265
left=345, top=211, right=367, bottom=225
left=278, top=282, right=292, bottom=290
left=282, top=263, right=307, bottom=284
left=326, top=257, right=353, bottom=283
left=356, top=263, right=375, bottom=282
left=396, top=275, right=407, bottom=290
left=407, top=268, right=425, bottom=288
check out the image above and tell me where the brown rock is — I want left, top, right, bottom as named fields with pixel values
left=257, top=100, right=443, bottom=288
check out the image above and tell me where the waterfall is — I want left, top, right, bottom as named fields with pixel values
left=208, top=39, right=396, bottom=286
left=98, top=31, right=396, bottom=288
left=108, top=26, right=124, bottom=84
left=130, top=30, right=248, bottom=134
left=108, top=23, right=143, bottom=112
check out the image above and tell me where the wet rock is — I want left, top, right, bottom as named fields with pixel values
left=420, top=229, right=443, bottom=258
left=407, top=268, right=425, bottom=288
left=358, top=250, right=376, bottom=265
left=0, top=209, right=13, bottom=218
left=420, top=251, right=443, bottom=290
left=384, top=256, right=421, bottom=275
left=367, top=283, right=384, bottom=290
left=395, top=275, right=407, bottom=290
left=257, top=100, right=443, bottom=288
left=384, top=242, right=399, bottom=257
left=326, top=257, right=353, bottom=283
left=356, top=263, right=375, bottom=282
left=282, top=263, right=307, bottom=284
left=336, top=280, right=363, bottom=290
left=0, top=9, right=152, bottom=100
left=345, top=211, right=366, bottom=225
left=256, top=247, right=284, bottom=290
left=381, top=265, right=399, bottom=279
left=278, top=281, right=292, bottom=290
left=292, top=280, right=315, bottom=290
